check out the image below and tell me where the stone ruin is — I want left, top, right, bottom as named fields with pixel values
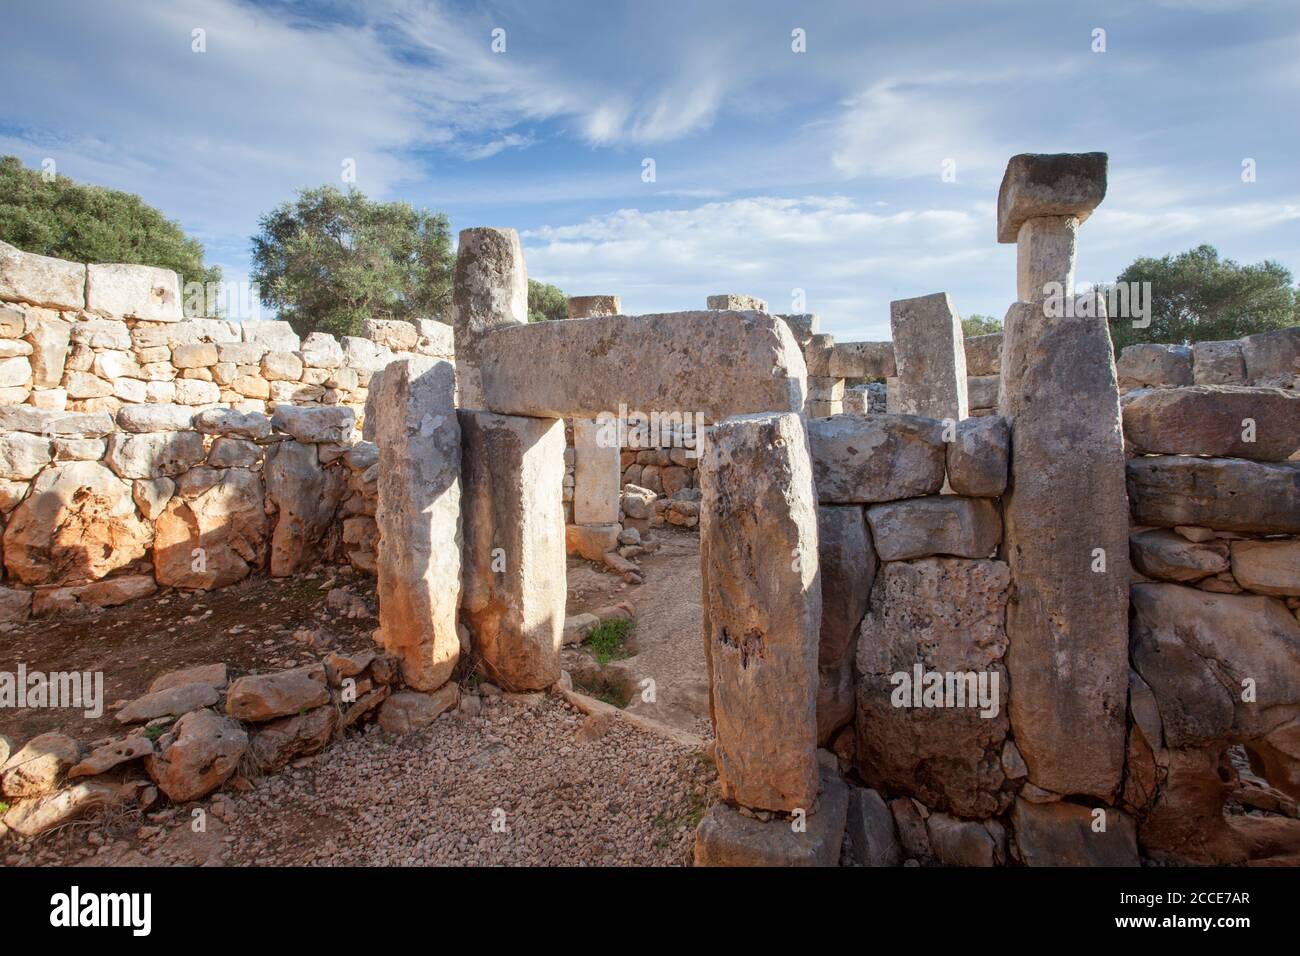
left=1, top=151, right=1298, bottom=865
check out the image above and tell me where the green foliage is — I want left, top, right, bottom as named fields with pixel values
left=0, top=155, right=221, bottom=307
left=250, top=186, right=454, bottom=338
left=962, top=313, right=1002, bottom=337
left=583, top=617, right=632, bottom=665
left=527, top=278, right=568, bottom=322
left=1109, top=244, right=1298, bottom=351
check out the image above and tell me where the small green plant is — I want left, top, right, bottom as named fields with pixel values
left=143, top=725, right=167, bottom=742
left=584, top=618, right=632, bottom=665
left=0, top=801, right=8, bottom=815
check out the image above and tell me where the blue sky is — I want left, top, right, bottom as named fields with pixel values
left=2, top=0, right=1298, bottom=339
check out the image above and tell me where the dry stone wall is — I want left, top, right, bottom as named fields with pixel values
left=0, top=240, right=452, bottom=624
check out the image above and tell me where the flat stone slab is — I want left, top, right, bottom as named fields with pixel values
left=86, top=262, right=182, bottom=321
left=0, top=239, right=86, bottom=310
left=946, top=416, right=1009, bottom=497
left=1122, top=385, right=1300, bottom=461
left=807, top=414, right=946, bottom=504
left=866, top=496, right=1003, bottom=561
left=479, top=311, right=806, bottom=421
left=1011, top=799, right=1138, bottom=866
left=1127, top=456, right=1300, bottom=534
left=694, top=767, right=848, bottom=866
left=829, top=341, right=895, bottom=379
left=996, top=152, right=1108, bottom=243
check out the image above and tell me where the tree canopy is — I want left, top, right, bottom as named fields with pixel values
left=0, top=155, right=221, bottom=306
left=962, top=314, right=1003, bottom=337
left=527, top=279, right=568, bottom=322
left=1107, top=244, right=1298, bottom=351
left=250, top=186, right=454, bottom=338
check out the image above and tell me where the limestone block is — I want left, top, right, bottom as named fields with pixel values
left=86, top=263, right=182, bottom=321
left=145, top=710, right=247, bottom=802
left=264, top=441, right=346, bottom=576
left=69, top=318, right=131, bottom=350
left=1241, top=327, right=1300, bottom=384
left=261, top=350, right=303, bottom=381
left=996, top=152, right=1108, bottom=243
left=1011, top=799, right=1138, bottom=866
left=573, top=417, right=621, bottom=525
left=866, top=496, right=1002, bottom=561
left=946, top=415, right=1009, bottom=497
left=226, top=664, right=330, bottom=722
left=172, top=342, right=218, bottom=368
left=112, top=378, right=146, bottom=403
left=775, top=313, right=818, bottom=347
left=1127, top=456, right=1300, bottom=534
left=565, top=522, right=621, bottom=561
left=1122, top=385, right=1299, bottom=461
left=51, top=437, right=104, bottom=461
left=700, top=412, right=820, bottom=812
left=0, top=303, right=22, bottom=337
left=452, top=227, right=528, bottom=408
left=26, top=315, right=71, bottom=388
left=0, top=240, right=85, bottom=309
left=218, top=342, right=267, bottom=366
left=300, top=332, right=344, bottom=368
left=0, top=356, right=32, bottom=388
left=694, top=766, right=848, bottom=866
left=1116, top=342, right=1193, bottom=390
left=460, top=410, right=566, bottom=691
left=341, top=335, right=395, bottom=372
left=1, top=732, right=80, bottom=798
left=1230, top=539, right=1300, bottom=597
left=207, top=437, right=262, bottom=468
left=230, top=374, right=270, bottom=399
left=804, top=334, right=834, bottom=376
left=104, top=430, right=205, bottom=479
left=372, top=358, right=462, bottom=691
left=363, top=318, right=418, bottom=352
left=132, top=476, right=175, bottom=520
left=1193, top=340, right=1246, bottom=385
left=241, top=320, right=300, bottom=352
left=1015, top=215, right=1078, bottom=302
left=846, top=786, right=902, bottom=867
left=817, top=505, right=875, bottom=745
left=0, top=434, right=52, bottom=480
left=479, top=311, right=806, bottom=422
left=269, top=380, right=323, bottom=404
left=926, top=813, right=1004, bottom=867
left=117, top=403, right=194, bottom=433
left=999, top=297, right=1129, bottom=799
left=270, top=405, right=354, bottom=443
left=829, top=341, right=895, bottom=379
left=855, top=558, right=1011, bottom=818
left=964, top=332, right=1003, bottom=377
left=1129, top=529, right=1229, bottom=583
left=966, top=374, right=999, bottom=410
left=2, top=460, right=150, bottom=585
left=29, top=387, right=66, bottom=411
left=192, top=407, right=271, bottom=440
left=807, top=414, right=946, bottom=503
left=0, top=406, right=113, bottom=436
left=64, top=370, right=111, bottom=399
left=567, top=295, right=621, bottom=319
left=889, top=293, right=968, bottom=420
left=706, top=293, right=767, bottom=312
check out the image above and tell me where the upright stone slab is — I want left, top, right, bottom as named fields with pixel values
left=998, top=296, right=1130, bottom=799
left=699, top=412, right=820, bottom=812
left=460, top=411, right=567, bottom=691
left=567, top=295, right=621, bottom=319
left=888, top=293, right=968, bottom=420
left=572, top=417, right=620, bottom=525
left=372, top=358, right=463, bottom=691
left=452, top=228, right=527, bottom=408
left=817, top=505, right=874, bottom=744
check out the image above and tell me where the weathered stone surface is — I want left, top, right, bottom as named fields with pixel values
left=104, top=430, right=205, bottom=479
left=372, top=358, right=462, bottom=691
left=996, top=152, right=1107, bottom=243
left=2, top=782, right=122, bottom=838
left=846, top=786, right=902, bottom=866
left=1116, top=343, right=1193, bottom=390
left=0, top=434, right=51, bottom=480
left=1127, top=456, right=1300, bottom=534
left=68, top=736, right=155, bottom=778
left=249, top=706, right=336, bottom=771
left=620, top=484, right=656, bottom=519
left=1130, top=583, right=1300, bottom=747
left=264, top=441, right=346, bottom=577
left=776, top=313, right=818, bottom=346
left=363, top=318, right=418, bottom=352
left=115, top=682, right=221, bottom=724
left=829, top=341, right=895, bottom=379
left=0, top=239, right=85, bottom=309
left=0, top=406, right=113, bottom=437
left=145, top=709, right=247, bottom=802
left=926, top=812, right=1003, bottom=867
left=480, top=311, right=806, bottom=422
left=573, top=417, right=620, bottom=524
left=28, top=315, right=71, bottom=388
left=377, top=685, right=460, bottom=734
left=965, top=374, right=1000, bottom=410
left=694, top=766, right=848, bottom=866
left=999, top=297, right=1130, bottom=799
left=700, top=412, right=820, bottom=812
left=31, top=574, right=156, bottom=616
left=567, top=295, right=621, bottom=319
left=452, top=227, right=528, bottom=408
left=192, top=407, right=271, bottom=440
left=132, top=475, right=174, bottom=520
left=964, top=332, right=1003, bottom=377
left=1193, top=339, right=1246, bottom=385
left=856, top=558, right=1011, bottom=817
left=946, top=415, right=1009, bottom=497
left=1011, top=799, right=1138, bottom=866
left=1139, top=744, right=1246, bottom=864
left=1, top=732, right=80, bottom=797
left=867, top=496, right=1002, bottom=562
left=86, top=262, right=181, bottom=320
left=1241, top=327, right=1300, bottom=385
left=889, top=293, right=968, bottom=420
left=807, top=414, right=946, bottom=504
left=3, top=461, right=150, bottom=585
left=150, top=662, right=228, bottom=694
left=226, top=664, right=330, bottom=722
left=154, top=466, right=267, bottom=588
left=116, top=403, right=194, bottom=433
left=460, top=411, right=566, bottom=691
left=241, top=320, right=300, bottom=352
left=270, top=405, right=354, bottom=444
left=1122, top=385, right=1300, bottom=461
left=1129, top=529, right=1229, bottom=583
left=816, top=505, right=874, bottom=745
left=565, top=522, right=621, bottom=561
left=1231, top=538, right=1300, bottom=597
left=0, top=586, right=33, bottom=623
left=207, top=437, right=261, bottom=468
left=706, top=293, right=767, bottom=312
left=1015, top=215, right=1078, bottom=303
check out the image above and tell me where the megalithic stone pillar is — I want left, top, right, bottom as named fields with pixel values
left=452, top=228, right=528, bottom=409
left=566, top=295, right=624, bottom=525
left=460, top=410, right=567, bottom=690
left=888, top=292, right=969, bottom=421
left=999, top=293, right=1130, bottom=799
left=997, top=153, right=1107, bottom=304
left=699, top=411, right=821, bottom=812
left=372, top=357, right=463, bottom=691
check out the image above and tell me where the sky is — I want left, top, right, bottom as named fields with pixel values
left=2, top=0, right=1298, bottom=340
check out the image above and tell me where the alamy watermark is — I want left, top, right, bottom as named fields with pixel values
left=0, top=664, right=103, bottom=719
left=890, top=663, right=1000, bottom=719
left=1042, top=280, right=1152, bottom=328
left=594, top=404, right=705, bottom=457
